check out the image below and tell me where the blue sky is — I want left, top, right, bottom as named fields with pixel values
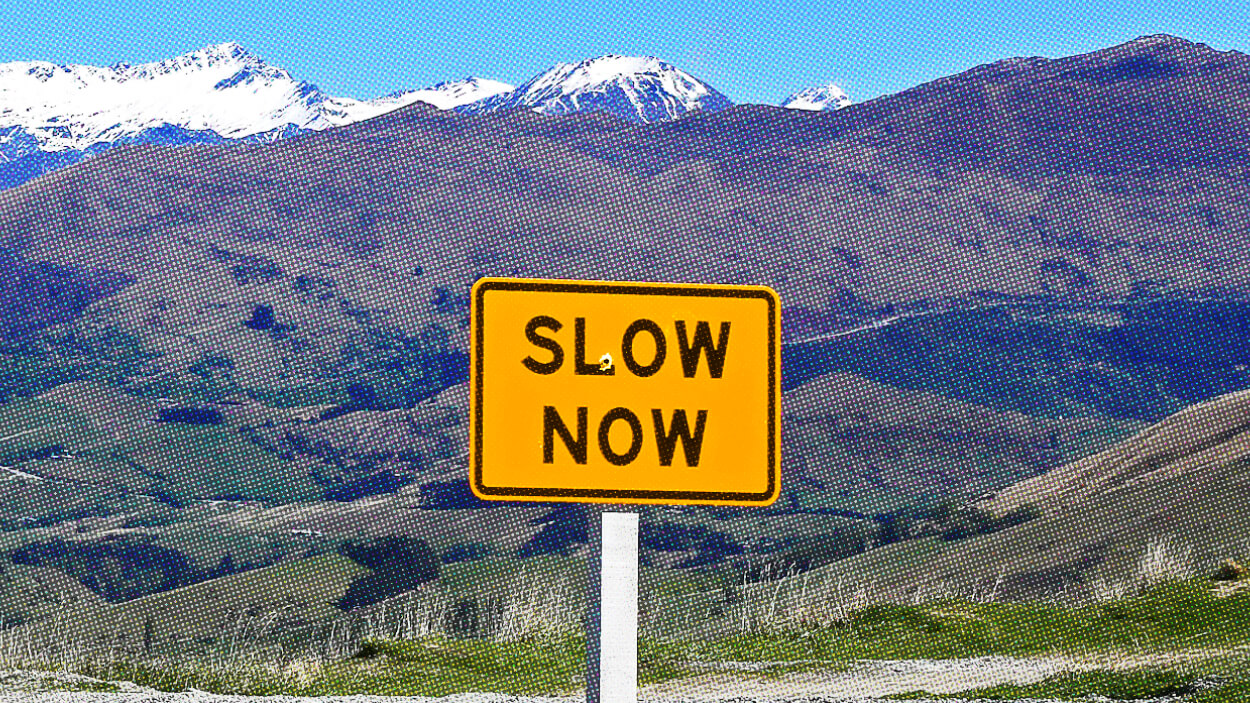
left=8, top=0, right=1248, bottom=104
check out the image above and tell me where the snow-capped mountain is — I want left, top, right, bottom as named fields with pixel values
left=458, top=55, right=733, bottom=124
left=0, top=43, right=513, bottom=188
left=0, top=43, right=514, bottom=155
left=781, top=84, right=852, bottom=111
left=0, top=42, right=335, bottom=153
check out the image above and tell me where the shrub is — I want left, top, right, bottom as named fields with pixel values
left=1214, top=559, right=1249, bottom=582
left=336, top=536, right=440, bottom=611
left=441, top=543, right=492, bottom=564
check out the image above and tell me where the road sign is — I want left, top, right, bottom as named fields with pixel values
left=469, top=277, right=780, bottom=506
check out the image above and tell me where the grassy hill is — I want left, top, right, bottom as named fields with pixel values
left=769, top=388, right=1250, bottom=600
left=17, top=553, right=369, bottom=648
left=984, top=387, right=1250, bottom=513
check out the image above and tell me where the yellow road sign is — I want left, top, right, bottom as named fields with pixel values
left=469, top=278, right=780, bottom=506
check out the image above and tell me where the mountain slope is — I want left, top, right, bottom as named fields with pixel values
left=814, top=387, right=1250, bottom=597
left=2, top=36, right=1250, bottom=349
left=1, top=35, right=1250, bottom=610
left=0, top=36, right=1246, bottom=519
left=458, top=55, right=732, bottom=123
left=983, top=387, right=1250, bottom=514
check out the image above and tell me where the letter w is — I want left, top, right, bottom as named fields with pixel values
left=652, top=409, right=708, bottom=467
left=675, top=321, right=731, bottom=378
left=543, top=406, right=587, bottom=464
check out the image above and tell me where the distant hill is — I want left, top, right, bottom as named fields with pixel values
left=14, top=553, right=368, bottom=646
left=780, top=371, right=1131, bottom=514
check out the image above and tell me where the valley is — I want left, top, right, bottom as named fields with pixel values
left=0, top=31, right=1247, bottom=700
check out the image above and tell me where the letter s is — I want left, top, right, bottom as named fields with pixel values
left=522, top=316, right=564, bottom=374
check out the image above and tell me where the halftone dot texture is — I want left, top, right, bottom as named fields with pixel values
left=2, top=30, right=1250, bottom=699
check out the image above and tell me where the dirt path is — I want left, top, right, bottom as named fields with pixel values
left=0, top=651, right=1228, bottom=701
left=644, top=649, right=1236, bottom=699
left=643, top=655, right=1074, bottom=699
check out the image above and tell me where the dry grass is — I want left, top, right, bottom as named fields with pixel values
left=643, top=564, right=1008, bottom=640
left=645, top=534, right=1242, bottom=642
left=1137, top=535, right=1198, bottom=588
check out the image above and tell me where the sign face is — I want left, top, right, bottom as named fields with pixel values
left=470, top=278, right=780, bottom=506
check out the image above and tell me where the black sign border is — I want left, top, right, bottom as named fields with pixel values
left=472, top=278, right=779, bottom=505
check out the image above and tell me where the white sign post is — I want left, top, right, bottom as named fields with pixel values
left=586, top=508, right=639, bottom=703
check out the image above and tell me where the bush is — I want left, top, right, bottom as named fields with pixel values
left=10, top=537, right=196, bottom=602
left=1214, top=559, right=1248, bottom=582
left=737, top=528, right=873, bottom=581
left=441, top=543, right=492, bottom=564
left=336, top=536, right=440, bottom=611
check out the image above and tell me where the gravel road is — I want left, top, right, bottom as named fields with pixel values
left=0, top=654, right=1198, bottom=702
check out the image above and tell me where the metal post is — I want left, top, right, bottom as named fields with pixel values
left=586, top=507, right=639, bottom=703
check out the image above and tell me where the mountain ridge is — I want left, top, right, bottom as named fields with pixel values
left=0, top=42, right=514, bottom=189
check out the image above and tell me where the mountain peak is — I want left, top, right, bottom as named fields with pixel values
left=566, top=54, right=671, bottom=73
left=1124, top=33, right=1201, bottom=48
left=533, top=55, right=691, bottom=93
left=203, top=41, right=255, bottom=60
left=339, top=76, right=514, bottom=117
left=183, top=41, right=267, bottom=67
left=459, top=54, right=732, bottom=123
left=782, top=83, right=852, bottom=111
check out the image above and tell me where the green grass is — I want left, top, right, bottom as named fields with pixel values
left=52, top=636, right=686, bottom=697
left=333, top=637, right=588, bottom=695
left=674, top=580, right=1250, bottom=663
left=35, top=677, right=122, bottom=693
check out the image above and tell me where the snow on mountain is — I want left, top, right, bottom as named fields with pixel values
left=458, top=55, right=732, bottom=123
left=0, top=43, right=512, bottom=156
left=0, top=42, right=334, bottom=153
left=0, top=43, right=513, bottom=188
left=782, top=83, right=852, bottom=111
left=351, top=78, right=514, bottom=117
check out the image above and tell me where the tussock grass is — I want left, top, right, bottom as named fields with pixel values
left=668, top=579, right=1250, bottom=664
